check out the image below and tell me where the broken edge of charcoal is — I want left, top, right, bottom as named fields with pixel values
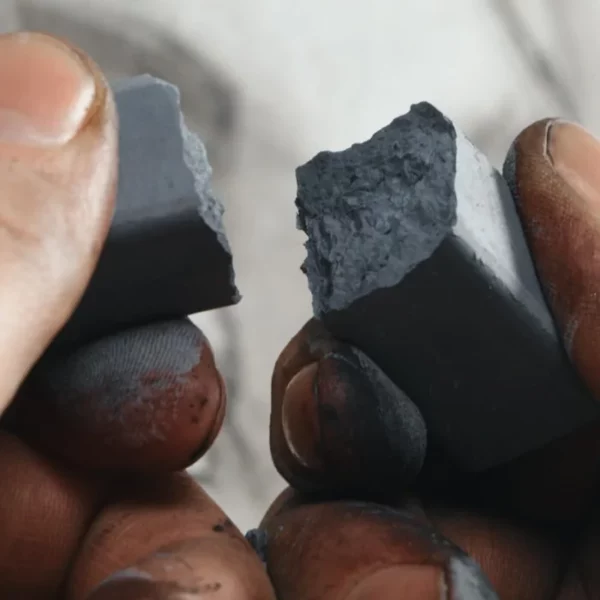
left=296, top=102, right=550, bottom=333
left=112, top=74, right=239, bottom=301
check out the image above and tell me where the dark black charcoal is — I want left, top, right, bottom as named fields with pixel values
left=296, top=103, right=599, bottom=473
left=52, top=75, right=239, bottom=348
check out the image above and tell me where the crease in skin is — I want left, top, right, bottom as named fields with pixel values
left=0, top=99, right=94, bottom=147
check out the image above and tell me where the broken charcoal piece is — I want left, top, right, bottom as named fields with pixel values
left=296, top=102, right=600, bottom=474
left=53, top=75, right=239, bottom=348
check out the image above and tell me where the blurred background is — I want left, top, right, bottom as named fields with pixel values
left=3, top=0, right=598, bottom=531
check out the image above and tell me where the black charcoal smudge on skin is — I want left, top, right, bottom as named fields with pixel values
left=38, top=319, right=205, bottom=400
left=245, top=528, right=269, bottom=566
left=296, top=102, right=457, bottom=317
left=332, top=346, right=427, bottom=485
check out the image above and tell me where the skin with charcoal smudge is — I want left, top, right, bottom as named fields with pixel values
left=11, top=319, right=226, bottom=472
left=271, top=319, right=426, bottom=495
left=260, top=490, right=498, bottom=600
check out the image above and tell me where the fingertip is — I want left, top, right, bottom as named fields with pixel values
left=0, top=31, right=115, bottom=150
left=15, top=319, right=226, bottom=472
left=261, top=500, right=496, bottom=600
left=272, top=321, right=426, bottom=494
left=504, top=118, right=600, bottom=399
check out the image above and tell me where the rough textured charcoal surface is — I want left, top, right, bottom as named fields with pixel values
left=297, top=102, right=599, bottom=473
left=297, top=102, right=457, bottom=317
left=52, top=75, right=239, bottom=348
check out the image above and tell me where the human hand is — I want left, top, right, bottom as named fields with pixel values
left=264, top=118, right=600, bottom=599
left=3, top=28, right=599, bottom=600
left=0, top=32, right=274, bottom=599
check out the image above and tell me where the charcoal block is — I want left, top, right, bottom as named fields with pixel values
left=53, top=75, right=239, bottom=348
left=296, top=103, right=599, bottom=473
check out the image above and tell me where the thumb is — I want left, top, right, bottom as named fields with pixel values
left=0, top=32, right=117, bottom=414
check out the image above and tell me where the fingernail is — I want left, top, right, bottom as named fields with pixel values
left=546, top=120, right=600, bottom=209
left=282, top=362, right=322, bottom=470
left=344, top=566, right=447, bottom=600
left=0, top=32, right=96, bottom=146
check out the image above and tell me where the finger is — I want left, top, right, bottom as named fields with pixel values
left=475, top=118, right=600, bottom=520
left=0, top=32, right=117, bottom=414
left=270, top=318, right=426, bottom=495
left=259, top=488, right=498, bottom=600
left=67, top=473, right=275, bottom=600
left=423, top=502, right=566, bottom=600
left=0, top=431, right=107, bottom=599
left=505, top=118, right=600, bottom=400
left=11, top=319, right=226, bottom=472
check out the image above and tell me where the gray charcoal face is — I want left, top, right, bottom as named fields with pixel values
left=452, top=129, right=554, bottom=334
left=52, top=75, right=239, bottom=348
left=297, top=103, right=600, bottom=472
left=296, top=103, right=458, bottom=317
left=111, top=75, right=231, bottom=254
